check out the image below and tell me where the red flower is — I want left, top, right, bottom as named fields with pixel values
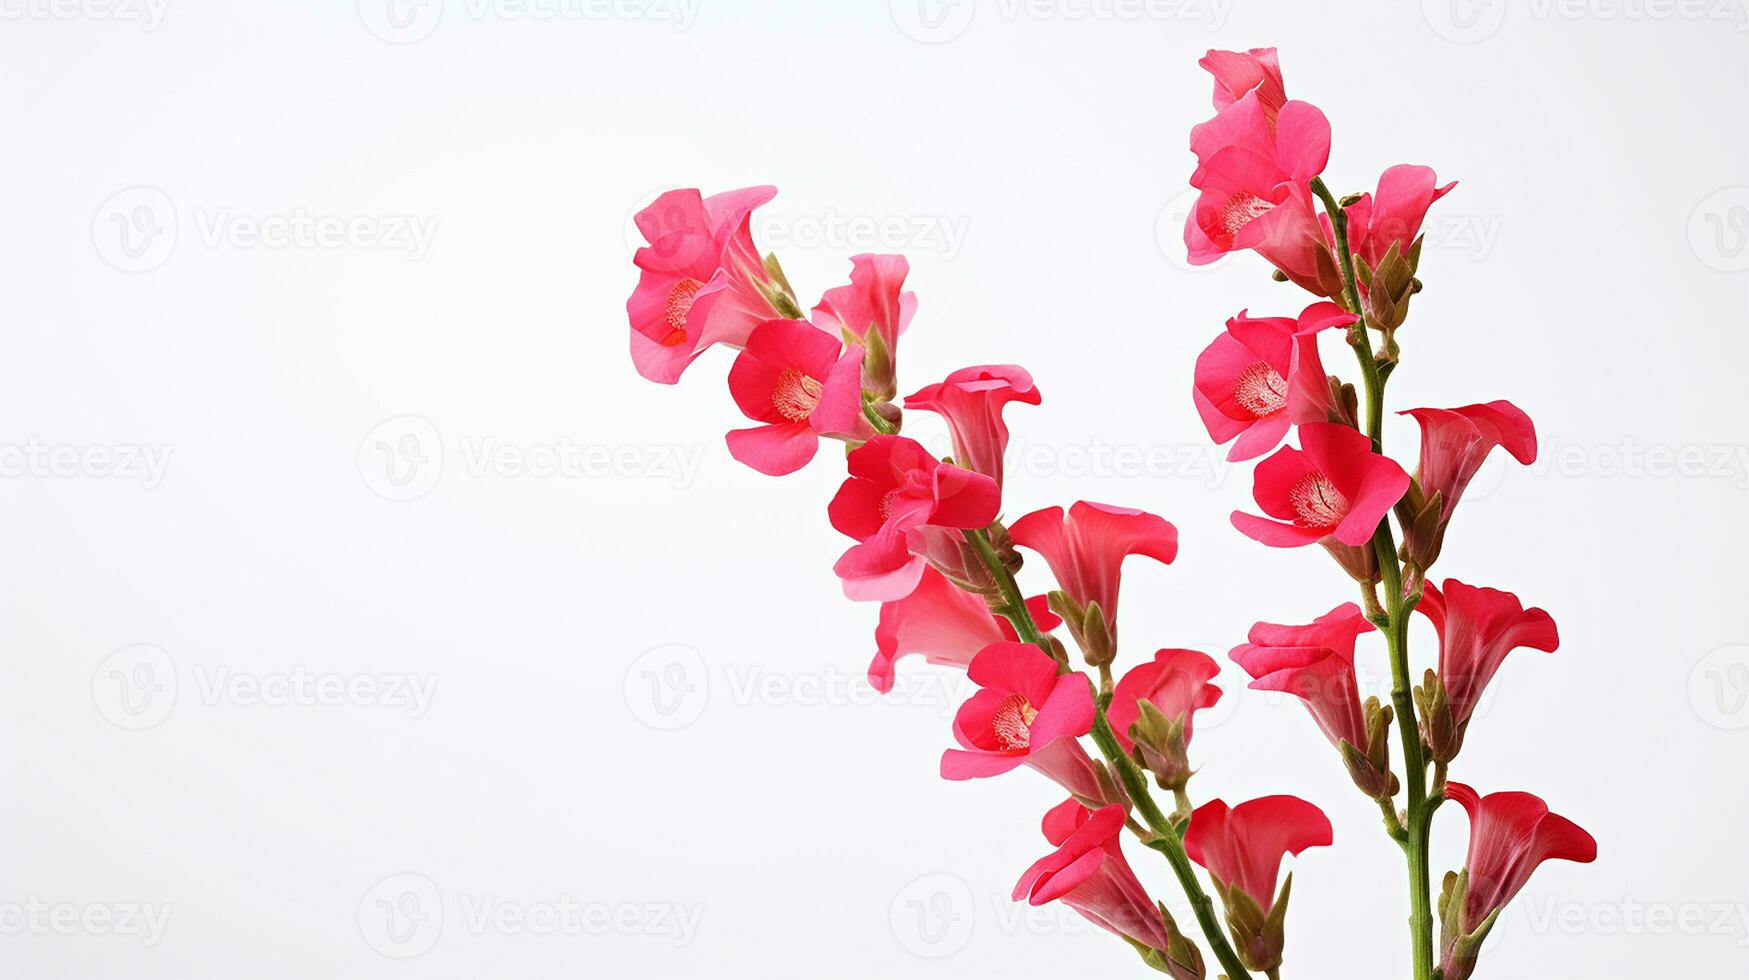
left=1193, top=302, right=1357, bottom=461
left=725, top=319, right=870, bottom=475
left=939, top=642, right=1111, bottom=806
left=1439, top=783, right=1596, bottom=980
left=1416, top=580, right=1559, bottom=762
left=1009, top=502, right=1179, bottom=664
left=811, top=253, right=916, bottom=401
left=1343, top=165, right=1458, bottom=272
left=1199, top=47, right=1286, bottom=123
left=627, top=186, right=780, bottom=384
left=1232, top=422, right=1410, bottom=549
left=1230, top=604, right=1394, bottom=799
left=1400, top=401, right=1537, bottom=568
left=1107, top=649, right=1223, bottom=790
left=828, top=436, right=1000, bottom=601
left=1185, top=796, right=1332, bottom=973
left=868, top=567, right=1059, bottom=694
left=905, top=365, right=1041, bottom=487
left=1013, top=805, right=1175, bottom=956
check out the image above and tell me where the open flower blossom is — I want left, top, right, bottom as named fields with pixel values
left=1014, top=805, right=1177, bottom=958
left=1185, top=795, right=1333, bottom=972
left=1107, top=648, right=1223, bottom=790
left=811, top=253, right=916, bottom=401
left=868, top=566, right=1059, bottom=694
left=1399, top=401, right=1537, bottom=568
left=1416, top=580, right=1559, bottom=762
left=1009, top=501, right=1179, bottom=664
left=1200, top=46, right=1285, bottom=123
left=1041, top=797, right=1095, bottom=846
left=905, top=365, right=1040, bottom=487
left=1230, top=603, right=1394, bottom=798
left=1193, top=302, right=1358, bottom=461
left=725, top=319, right=870, bottom=475
left=1341, top=164, right=1458, bottom=272
left=1232, top=422, right=1410, bottom=548
left=627, top=185, right=781, bottom=384
left=940, top=642, right=1111, bottom=806
left=828, top=436, right=1000, bottom=601
left=1439, top=783, right=1596, bottom=980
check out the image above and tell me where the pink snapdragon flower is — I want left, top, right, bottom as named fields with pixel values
left=1230, top=603, right=1393, bottom=798
left=811, top=253, right=916, bottom=401
left=1200, top=47, right=1286, bottom=123
left=940, top=642, right=1109, bottom=805
left=1232, top=422, right=1410, bottom=548
left=1009, top=502, right=1179, bottom=661
left=1193, top=302, right=1357, bottom=461
left=725, top=319, right=870, bottom=475
left=1108, top=649, right=1223, bottom=752
left=828, top=436, right=1000, bottom=601
left=1342, top=165, right=1458, bottom=271
left=1185, top=795, right=1333, bottom=973
left=868, top=566, right=1060, bottom=694
left=627, top=186, right=780, bottom=384
left=1417, top=580, right=1559, bottom=761
left=1440, top=784, right=1596, bottom=980
left=905, top=365, right=1040, bottom=487
left=1014, top=805, right=1176, bottom=958
left=1041, top=797, right=1095, bottom=846
left=1400, top=401, right=1537, bottom=568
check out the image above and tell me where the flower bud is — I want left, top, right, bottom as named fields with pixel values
left=1127, top=700, right=1194, bottom=791
left=1340, top=696, right=1398, bottom=801
left=1048, top=592, right=1116, bottom=668
left=1414, top=669, right=1461, bottom=764
left=1213, top=872, right=1295, bottom=974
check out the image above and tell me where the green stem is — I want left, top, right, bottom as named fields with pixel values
left=1315, top=175, right=1438, bottom=980
left=962, top=529, right=1255, bottom=980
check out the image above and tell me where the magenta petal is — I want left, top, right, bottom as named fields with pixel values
left=726, top=422, right=819, bottom=476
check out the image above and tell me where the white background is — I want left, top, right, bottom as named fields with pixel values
left=2, top=1, right=1746, bottom=977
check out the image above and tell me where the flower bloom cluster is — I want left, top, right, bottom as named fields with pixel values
left=625, top=46, right=1592, bottom=980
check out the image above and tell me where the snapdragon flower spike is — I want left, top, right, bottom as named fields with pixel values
left=811, top=253, right=916, bottom=402
left=1232, top=422, right=1410, bottom=549
left=1193, top=302, right=1358, bottom=461
left=725, top=319, right=870, bottom=475
left=1107, top=648, right=1223, bottom=790
left=1341, top=164, right=1458, bottom=272
left=1230, top=603, right=1395, bottom=799
left=828, top=436, right=1001, bottom=602
left=1416, top=580, right=1559, bottom=762
left=1185, top=796, right=1333, bottom=974
left=1399, top=401, right=1537, bottom=569
left=940, top=642, right=1110, bottom=805
left=1439, top=783, right=1596, bottom=980
left=627, top=186, right=780, bottom=384
left=905, top=365, right=1040, bottom=487
left=1009, top=501, right=1179, bottom=666
left=868, top=566, right=1060, bottom=694
left=1013, top=805, right=1176, bottom=958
